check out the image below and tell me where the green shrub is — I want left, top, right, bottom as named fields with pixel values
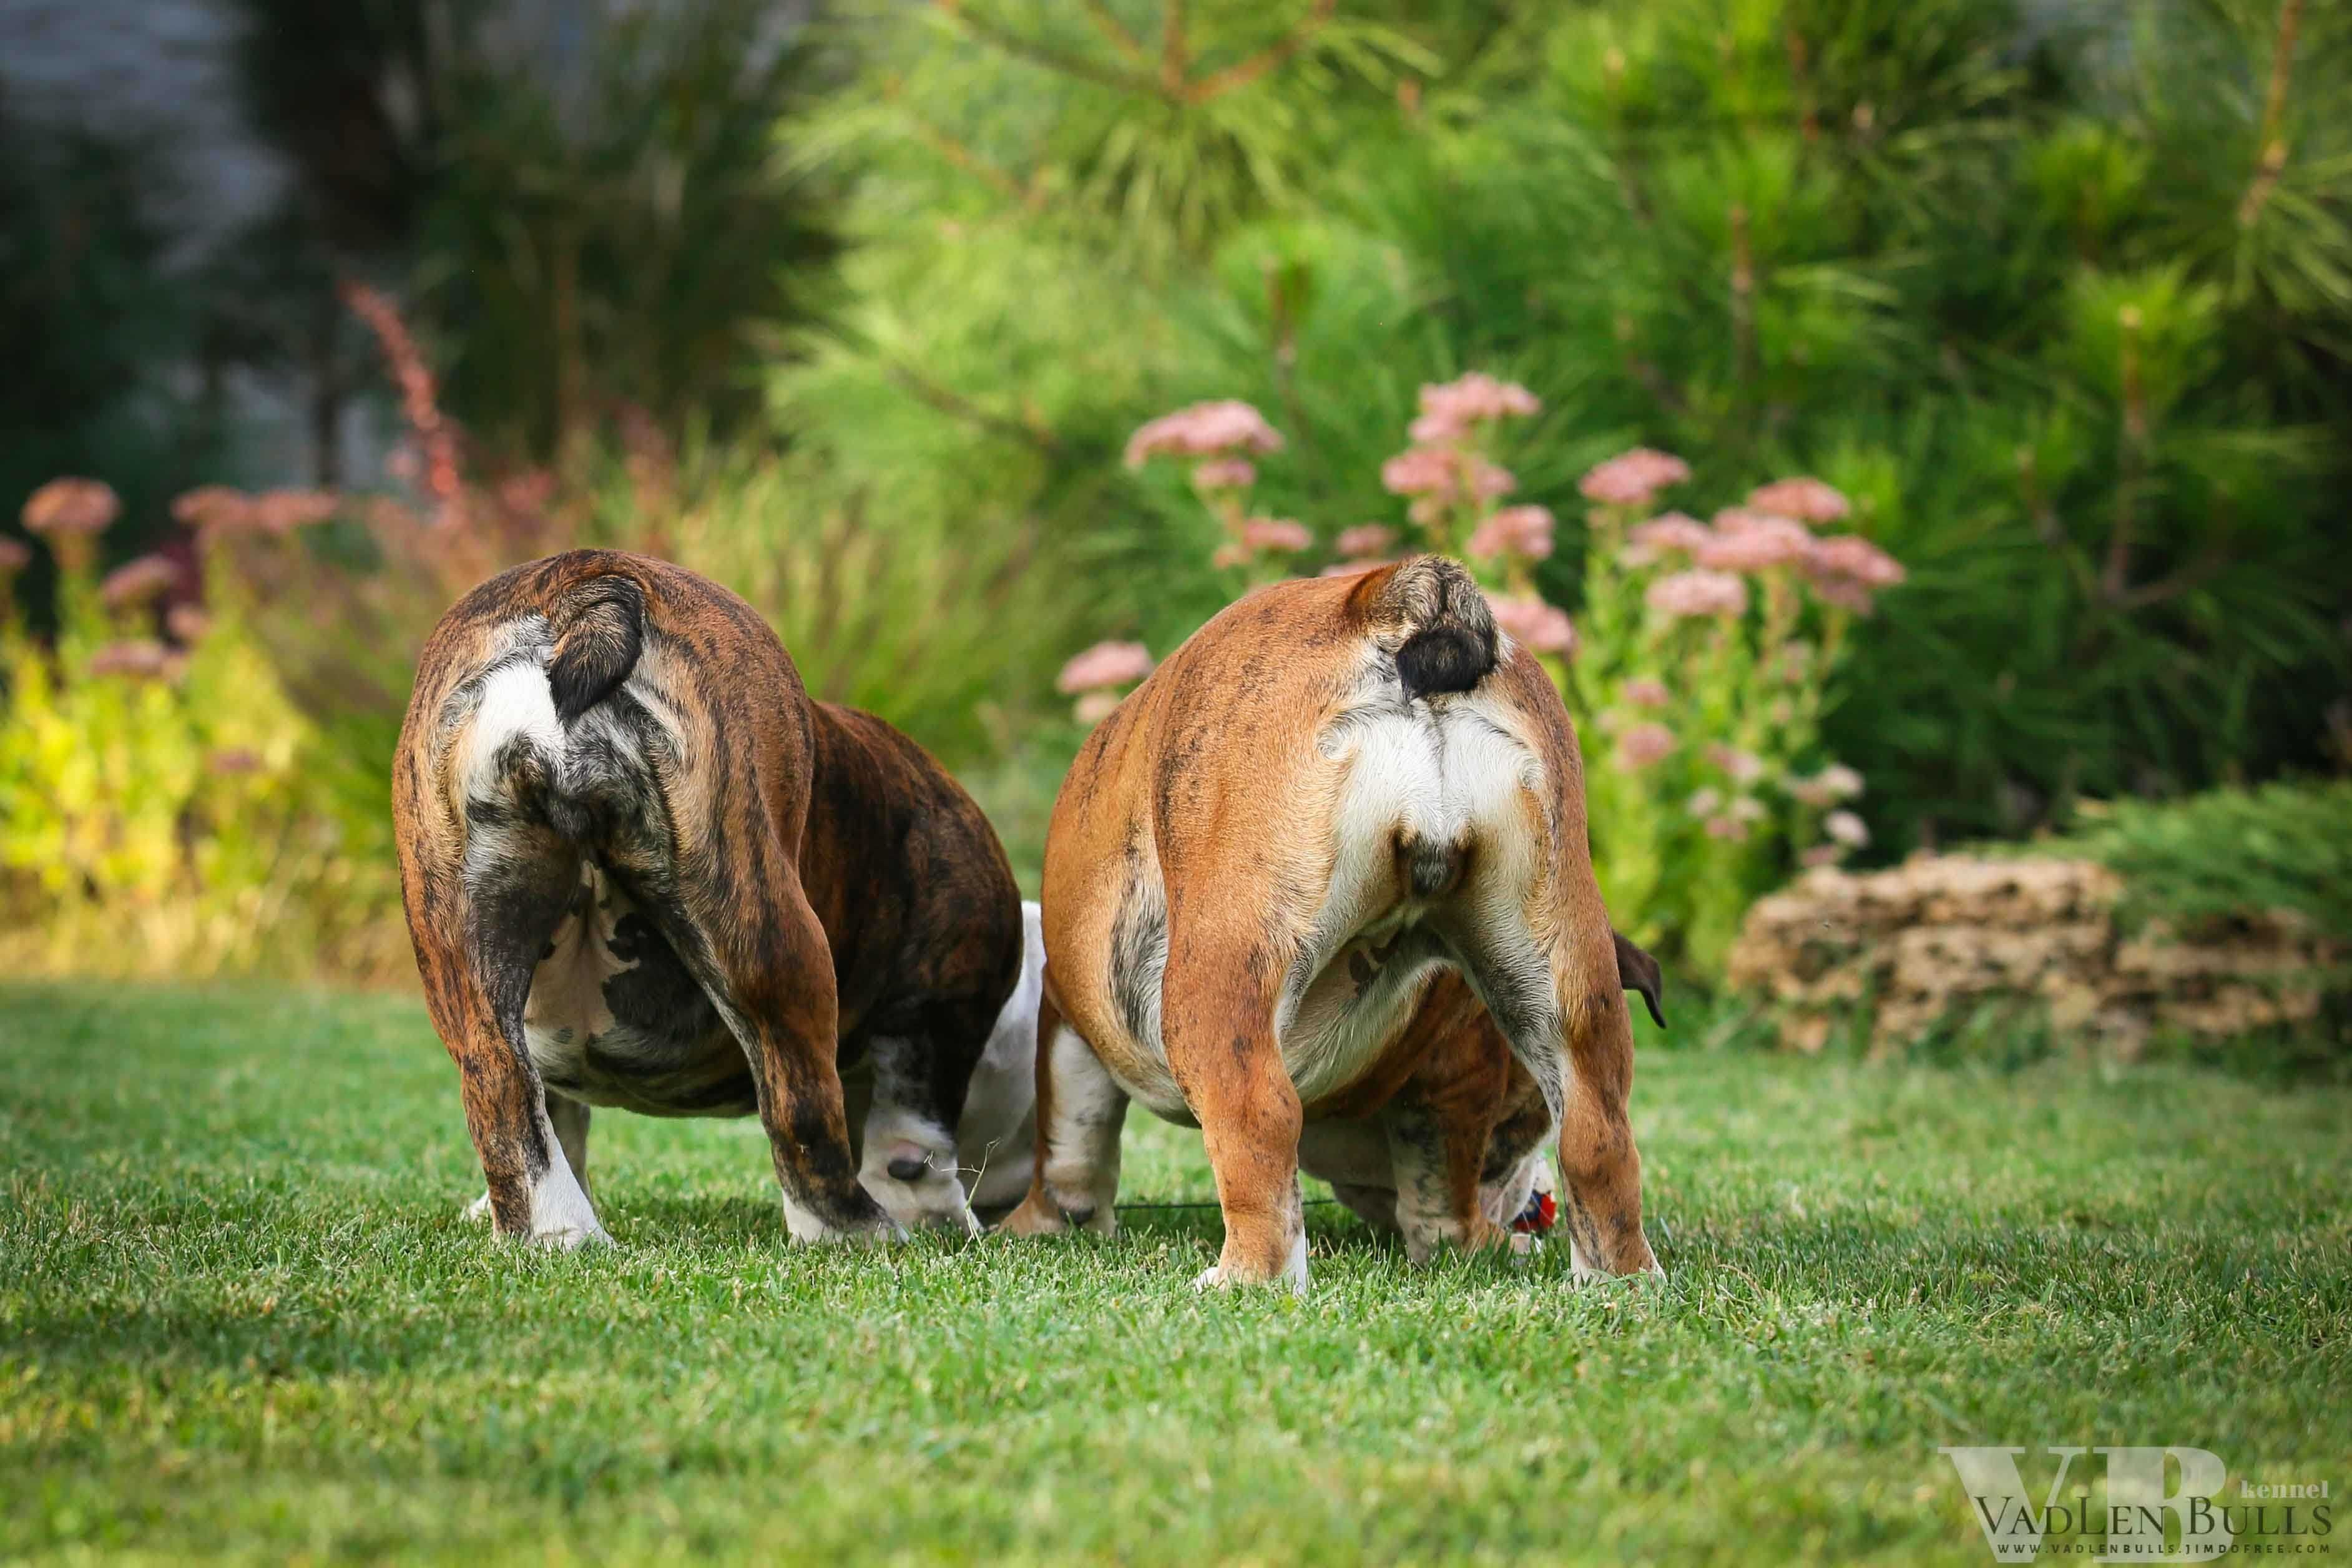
left=2054, top=778, right=2352, bottom=943
left=0, top=492, right=402, bottom=981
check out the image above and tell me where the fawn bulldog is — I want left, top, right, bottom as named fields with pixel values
left=394, top=549, right=1023, bottom=1247
left=1002, top=556, right=1664, bottom=1289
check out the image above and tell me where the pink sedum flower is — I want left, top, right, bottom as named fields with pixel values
left=1703, top=815, right=1751, bottom=842
left=1688, top=788, right=1723, bottom=818
left=1748, top=476, right=1851, bottom=524
left=1409, top=372, right=1541, bottom=443
left=1486, top=594, right=1575, bottom=656
left=1698, top=510, right=1815, bottom=572
left=1808, top=534, right=1906, bottom=589
left=1819, top=763, right=1864, bottom=798
left=1622, top=677, right=1671, bottom=708
left=0, top=537, right=30, bottom=576
left=1072, top=690, right=1124, bottom=726
left=1320, top=559, right=1386, bottom=578
left=99, top=554, right=182, bottom=609
left=1801, top=844, right=1844, bottom=868
left=172, top=486, right=254, bottom=536
left=1705, top=744, right=1766, bottom=785
left=1824, top=809, right=1871, bottom=848
left=1645, top=569, right=1749, bottom=620
left=1579, top=448, right=1691, bottom=507
left=167, top=604, right=212, bottom=643
left=1124, top=401, right=1285, bottom=468
left=1334, top=524, right=1395, bottom=561
left=1620, top=512, right=1713, bottom=567
left=1615, top=722, right=1676, bottom=770
left=1467, top=504, right=1556, bottom=562
left=1056, top=639, right=1155, bottom=695
left=208, top=748, right=264, bottom=776
left=88, top=639, right=172, bottom=679
left=1383, top=447, right=1514, bottom=504
left=1192, top=458, right=1257, bottom=493
left=22, top=478, right=120, bottom=537
left=250, top=489, right=340, bottom=533
left=1238, top=516, right=1311, bottom=554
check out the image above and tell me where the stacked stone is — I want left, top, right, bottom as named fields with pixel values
left=1727, top=856, right=2343, bottom=1056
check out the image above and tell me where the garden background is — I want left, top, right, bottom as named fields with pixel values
left=4, top=3, right=2351, bottom=1563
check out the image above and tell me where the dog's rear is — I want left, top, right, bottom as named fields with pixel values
left=1015, top=556, right=1660, bottom=1288
left=395, top=550, right=896, bottom=1247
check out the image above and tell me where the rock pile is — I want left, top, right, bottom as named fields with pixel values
left=1726, top=855, right=2345, bottom=1056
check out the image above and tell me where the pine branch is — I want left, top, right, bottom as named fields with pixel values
left=932, top=1, right=1162, bottom=99
left=1184, top=0, right=1338, bottom=103
left=886, top=358, right=1062, bottom=453
left=885, top=82, right=1041, bottom=208
left=2102, top=305, right=2147, bottom=602
left=1082, top=0, right=1147, bottom=62
left=1160, top=0, right=1189, bottom=99
left=2240, top=0, right=2303, bottom=228
left=1728, top=203, right=1757, bottom=394
left=2116, top=547, right=2229, bottom=611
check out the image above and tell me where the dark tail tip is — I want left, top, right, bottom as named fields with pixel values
left=1376, top=556, right=1499, bottom=700
left=1396, top=625, right=1494, bottom=698
left=547, top=574, right=645, bottom=723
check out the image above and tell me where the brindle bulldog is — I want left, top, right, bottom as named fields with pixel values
left=1002, top=556, right=1665, bottom=1290
left=393, top=549, right=1023, bottom=1247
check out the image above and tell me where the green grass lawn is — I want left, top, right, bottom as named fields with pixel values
left=2, top=983, right=2346, bottom=1566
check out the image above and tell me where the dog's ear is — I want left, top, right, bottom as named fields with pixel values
left=1613, top=929, right=1666, bottom=1029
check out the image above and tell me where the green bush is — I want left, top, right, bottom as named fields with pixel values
left=2054, top=778, right=2352, bottom=943
left=788, top=0, right=2352, bottom=860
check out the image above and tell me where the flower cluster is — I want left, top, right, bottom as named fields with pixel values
left=1487, top=594, right=1575, bottom=655
left=1577, top=448, right=1691, bottom=508
left=1125, top=400, right=1314, bottom=584
left=1124, top=400, right=1286, bottom=468
left=1408, top=372, right=1539, bottom=444
left=1057, top=639, right=1155, bottom=725
left=1379, top=373, right=1541, bottom=545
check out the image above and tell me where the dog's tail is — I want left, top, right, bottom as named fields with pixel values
left=1361, top=555, right=1499, bottom=700
left=545, top=572, right=645, bottom=723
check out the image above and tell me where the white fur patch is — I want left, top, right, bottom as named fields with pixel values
left=459, top=659, right=563, bottom=803
left=1279, top=688, right=1546, bottom=1101
left=953, top=902, right=1045, bottom=1212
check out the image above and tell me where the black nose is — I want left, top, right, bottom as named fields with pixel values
left=887, top=1155, right=929, bottom=1183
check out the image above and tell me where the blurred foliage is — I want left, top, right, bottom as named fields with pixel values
left=2055, top=778, right=2352, bottom=942
left=0, top=549, right=403, bottom=981
left=0, top=94, right=225, bottom=610
left=788, top=0, right=2352, bottom=863
left=215, top=0, right=839, bottom=468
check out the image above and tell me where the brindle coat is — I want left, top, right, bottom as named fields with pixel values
left=1002, top=557, right=1663, bottom=1288
left=393, top=549, right=1022, bottom=1246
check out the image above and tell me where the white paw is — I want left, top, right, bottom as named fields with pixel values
left=1192, top=1230, right=1310, bottom=1296
left=465, top=1190, right=493, bottom=1223
left=1567, top=1237, right=1667, bottom=1283
left=528, top=1218, right=613, bottom=1250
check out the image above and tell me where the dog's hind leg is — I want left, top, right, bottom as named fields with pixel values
left=1000, top=989, right=1129, bottom=1238
left=419, top=818, right=608, bottom=1249
left=670, top=872, right=899, bottom=1245
left=1159, top=931, right=1307, bottom=1293
left=465, top=1093, right=589, bottom=1222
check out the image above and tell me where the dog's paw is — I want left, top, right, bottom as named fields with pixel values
left=527, top=1218, right=614, bottom=1251
left=464, top=1190, right=493, bottom=1223
left=996, top=1190, right=1116, bottom=1238
left=1193, top=1230, right=1310, bottom=1296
